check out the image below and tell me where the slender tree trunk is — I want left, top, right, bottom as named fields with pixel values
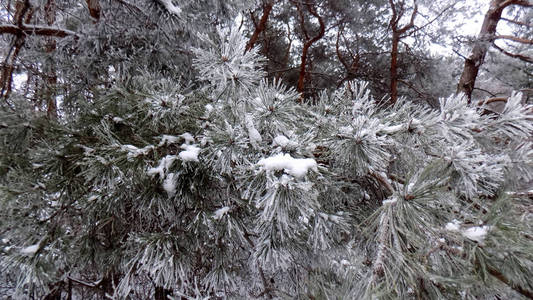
left=296, top=1, right=325, bottom=99
left=387, top=0, right=417, bottom=105
left=0, top=0, right=32, bottom=100
left=245, top=0, right=274, bottom=53
left=456, top=0, right=507, bottom=102
left=44, top=0, right=58, bottom=119
left=390, top=32, right=400, bottom=104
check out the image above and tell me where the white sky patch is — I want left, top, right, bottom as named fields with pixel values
left=147, top=155, right=176, bottom=178
left=257, top=153, right=317, bottom=178
left=179, top=144, right=200, bottom=162
left=20, top=243, right=39, bottom=255
left=213, top=206, right=230, bottom=220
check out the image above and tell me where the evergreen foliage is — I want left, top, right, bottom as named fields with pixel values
left=1, top=23, right=532, bottom=299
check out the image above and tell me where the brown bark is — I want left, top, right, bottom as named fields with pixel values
left=0, top=1, right=32, bottom=100
left=86, top=0, right=101, bottom=21
left=388, top=0, right=417, bottom=105
left=456, top=0, right=510, bottom=102
left=487, top=265, right=533, bottom=299
left=245, top=0, right=274, bottom=53
left=296, top=0, right=325, bottom=98
left=44, top=0, right=58, bottom=119
left=0, top=24, right=75, bottom=37
left=390, top=32, right=400, bottom=104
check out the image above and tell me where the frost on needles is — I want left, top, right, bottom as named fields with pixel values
left=0, top=26, right=532, bottom=300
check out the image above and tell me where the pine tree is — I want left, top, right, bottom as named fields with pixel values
left=1, top=24, right=533, bottom=300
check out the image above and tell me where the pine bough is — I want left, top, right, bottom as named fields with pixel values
left=1, top=26, right=532, bottom=299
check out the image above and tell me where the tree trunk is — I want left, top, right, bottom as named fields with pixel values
left=44, top=0, right=58, bottom=119
left=296, top=1, right=325, bottom=99
left=456, top=0, right=507, bottom=103
left=390, top=32, right=400, bottom=104
left=0, top=0, right=32, bottom=100
left=245, top=0, right=274, bottom=53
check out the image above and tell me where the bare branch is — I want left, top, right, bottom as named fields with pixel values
left=492, top=42, right=533, bottom=63
left=0, top=24, right=77, bottom=38
left=495, top=34, right=533, bottom=44
left=501, top=17, right=532, bottom=27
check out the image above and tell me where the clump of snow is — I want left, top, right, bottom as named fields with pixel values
left=20, top=244, right=39, bottom=255
left=445, top=219, right=461, bottom=231
left=462, top=225, right=491, bottom=242
left=382, top=197, right=397, bottom=205
left=273, top=135, right=298, bottom=149
left=112, top=117, right=124, bottom=123
left=179, top=144, right=200, bottom=162
left=163, top=173, right=177, bottom=196
left=122, top=144, right=154, bottom=159
left=87, top=195, right=99, bottom=202
left=180, top=132, right=195, bottom=144
left=213, top=206, right=230, bottom=220
left=158, top=135, right=180, bottom=146
left=380, top=123, right=404, bottom=134
left=340, top=259, right=350, bottom=266
left=339, top=126, right=354, bottom=135
left=159, top=0, right=182, bottom=15
left=147, top=155, right=176, bottom=178
left=245, top=114, right=262, bottom=146
left=257, top=153, right=317, bottom=178
left=205, top=104, right=214, bottom=113
left=438, top=238, right=446, bottom=243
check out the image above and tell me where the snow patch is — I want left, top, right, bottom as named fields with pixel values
left=273, top=135, right=297, bottom=148
left=257, top=153, right=317, bottom=178
left=340, top=259, right=350, bottom=266
left=122, top=144, right=154, bottom=159
left=180, top=132, right=195, bottom=144
left=159, top=0, right=182, bottom=15
left=163, top=173, right=177, bottom=196
left=245, top=114, right=262, bottom=146
left=112, top=117, right=124, bottom=123
left=462, top=225, right=491, bottom=242
left=179, top=144, right=200, bottom=162
left=445, top=219, right=461, bottom=231
left=382, top=197, right=397, bottom=205
left=20, top=244, right=39, bottom=255
left=147, top=155, right=176, bottom=178
left=213, top=206, right=230, bottom=220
